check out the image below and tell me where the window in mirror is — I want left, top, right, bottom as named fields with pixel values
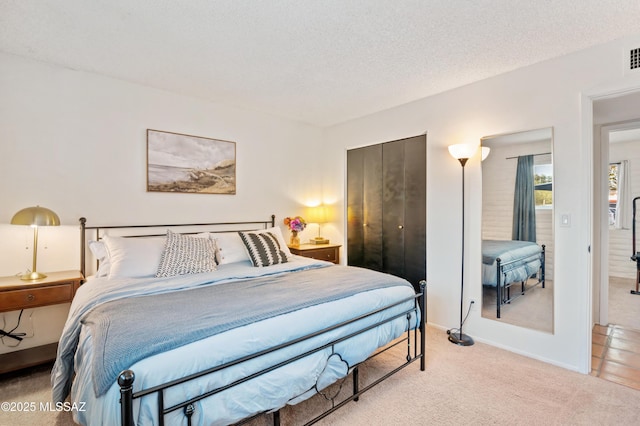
left=534, top=159, right=553, bottom=208
left=609, top=163, right=619, bottom=226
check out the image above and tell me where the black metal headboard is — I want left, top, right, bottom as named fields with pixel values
left=79, top=215, right=276, bottom=278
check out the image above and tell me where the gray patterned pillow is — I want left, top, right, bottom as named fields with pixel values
left=156, top=230, right=218, bottom=277
left=238, top=231, right=288, bottom=267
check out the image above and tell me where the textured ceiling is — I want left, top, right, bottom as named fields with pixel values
left=1, top=1, right=640, bottom=126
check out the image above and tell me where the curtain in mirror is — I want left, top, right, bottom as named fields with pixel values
left=512, top=155, right=536, bottom=242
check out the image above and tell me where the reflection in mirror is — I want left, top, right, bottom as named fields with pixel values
left=481, top=128, right=554, bottom=333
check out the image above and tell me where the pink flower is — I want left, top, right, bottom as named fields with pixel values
left=283, top=216, right=307, bottom=232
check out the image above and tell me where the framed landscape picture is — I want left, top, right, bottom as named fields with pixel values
left=147, top=129, right=236, bottom=194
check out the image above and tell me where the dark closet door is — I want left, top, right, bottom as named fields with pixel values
left=382, top=140, right=406, bottom=278
left=347, top=135, right=425, bottom=292
left=347, top=144, right=383, bottom=272
left=402, top=136, right=426, bottom=288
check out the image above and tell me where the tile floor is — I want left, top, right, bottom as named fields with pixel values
left=591, top=324, right=640, bottom=390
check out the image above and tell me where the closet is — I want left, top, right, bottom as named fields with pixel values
left=346, top=134, right=426, bottom=291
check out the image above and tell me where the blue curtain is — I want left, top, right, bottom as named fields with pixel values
left=512, top=155, right=536, bottom=242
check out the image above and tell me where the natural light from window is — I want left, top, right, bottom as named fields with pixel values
left=534, top=163, right=553, bottom=208
left=609, top=163, right=619, bottom=226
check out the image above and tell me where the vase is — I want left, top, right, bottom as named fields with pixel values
left=290, top=231, right=300, bottom=247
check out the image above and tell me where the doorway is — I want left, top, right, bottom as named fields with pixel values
left=591, top=92, right=640, bottom=389
left=603, top=123, right=640, bottom=329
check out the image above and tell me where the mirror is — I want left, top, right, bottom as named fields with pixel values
left=481, top=128, right=554, bottom=333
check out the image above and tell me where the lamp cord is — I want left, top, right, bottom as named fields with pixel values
left=448, top=300, right=474, bottom=335
left=0, top=310, right=26, bottom=342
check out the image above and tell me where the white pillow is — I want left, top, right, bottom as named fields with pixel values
left=102, top=235, right=166, bottom=279
left=88, top=240, right=110, bottom=278
left=211, top=232, right=250, bottom=264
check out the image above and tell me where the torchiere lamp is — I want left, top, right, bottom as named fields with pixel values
left=481, top=146, right=491, bottom=161
left=11, top=205, right=60, bottom=281
left=447, top=144, right=479, bottom=346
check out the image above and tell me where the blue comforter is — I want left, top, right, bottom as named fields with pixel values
left=51, top=258, right=414, bottom=406
left=482, top=240, right=542, bottom=286
left=86, top=266, right=412, bottom=398
left=482, top=239, right=541, bottom=265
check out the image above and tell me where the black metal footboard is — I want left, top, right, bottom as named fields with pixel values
left=118, top=281, right=427, bottom=426
left=495, top=245, right=545, bottom=318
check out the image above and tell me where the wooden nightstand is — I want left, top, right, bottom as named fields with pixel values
left=0, top=270, right=83, bottom=374
left=288, top=243, right=341, bottom=264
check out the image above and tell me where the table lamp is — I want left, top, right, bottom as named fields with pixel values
left=306, top=204, right=329, bottom=244
left=11, top=205, right=60, bottom=280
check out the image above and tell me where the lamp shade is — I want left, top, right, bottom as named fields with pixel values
left=481, top=146, right=491, bottom=161
left=306, top=205, right=328, bottom=224
left=448, top=144, right=478, bottom=160
left=11, top=206, right=60, bottom=226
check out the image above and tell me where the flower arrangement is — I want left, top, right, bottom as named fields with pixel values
left=283, top=216, right=307, bottom=233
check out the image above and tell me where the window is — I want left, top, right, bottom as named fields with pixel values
left=534, top=163, right=553, bottom=208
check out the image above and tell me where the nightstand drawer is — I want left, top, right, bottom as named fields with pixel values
left=288, top=244, right=341, bottom=264
left=306, top=247, right=338, bottom=263
left=0, top=283, right=73, bottom=312
left=0, top=270, right=82, bottom=373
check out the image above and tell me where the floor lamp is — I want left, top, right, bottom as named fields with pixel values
left=447, top=144, right=478, bottom=346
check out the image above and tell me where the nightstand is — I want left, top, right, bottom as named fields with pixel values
left=288, top=243, right=341, bottom=264
left=0, top=270, right=83, bottom=374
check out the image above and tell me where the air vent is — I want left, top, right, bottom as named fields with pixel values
left=623, top=46, right=640, bottom=76
left=630, top=48, right=640, bottom=70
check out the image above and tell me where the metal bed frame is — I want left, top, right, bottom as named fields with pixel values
left=78, top=216, right=426, bottom=426
left=79, top=215, right=279, bottom=278
left=493, top=245, right=545, bottom=318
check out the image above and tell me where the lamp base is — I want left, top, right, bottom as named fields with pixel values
left=309, top=237, right=329, bottom=244
left=20, top=271, right=47, bottom=281
left=447, top=331, right=474, bottom=346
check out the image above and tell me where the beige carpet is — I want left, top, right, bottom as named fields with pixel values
left=608, top=277, right=640, bottom=330
left=1, top=325, right=638, bottom=426
left=481, top=279, right=554, bottom=333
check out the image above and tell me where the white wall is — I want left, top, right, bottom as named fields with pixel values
left=324, top=34, right=640, bottom=373
left=0, top=52, right=323, bottom=353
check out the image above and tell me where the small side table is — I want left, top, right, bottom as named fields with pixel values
left=288, top=243, right=341, bottom=264
left=0, top=270, right=83, bottom=374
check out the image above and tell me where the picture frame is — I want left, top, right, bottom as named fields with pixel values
left=147, top=129, right=236, bottom=194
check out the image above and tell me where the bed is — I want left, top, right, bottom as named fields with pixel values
left=482, top=239, right=545, bottom=318
left=51, top=216, right=425, bottom=426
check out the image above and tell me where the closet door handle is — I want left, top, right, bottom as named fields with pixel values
left=363, top=223, right=368, bottom=227
left=398, top=225, right=404, bottom=229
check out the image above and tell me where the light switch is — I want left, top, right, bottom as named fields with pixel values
left=561, top=214, right=571, bottom=227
